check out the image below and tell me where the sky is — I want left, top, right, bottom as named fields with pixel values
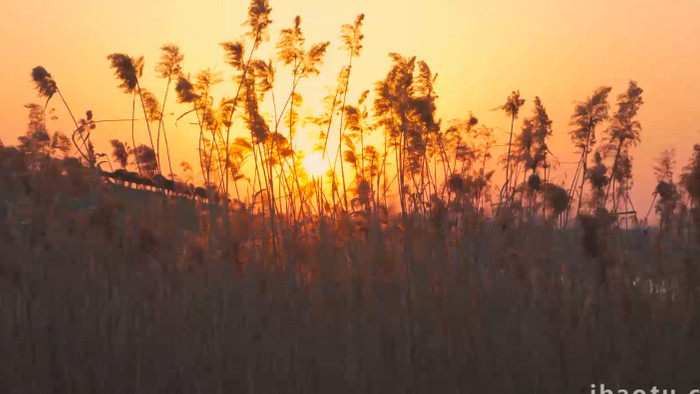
left=1, top=0, right=700, bottom=218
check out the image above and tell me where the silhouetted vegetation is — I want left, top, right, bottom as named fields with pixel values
left=2, top=0, right=700, bottom=392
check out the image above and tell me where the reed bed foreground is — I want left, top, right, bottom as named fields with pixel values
left=2, top=158, right=700, bottom=394
left=3, top=0, right=700, bottom=391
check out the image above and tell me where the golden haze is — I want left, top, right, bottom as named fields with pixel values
left=1, top=0, right=699, bottom=215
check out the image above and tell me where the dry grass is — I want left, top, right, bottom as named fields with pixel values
left=2, top=157, right=700, bottom=393
left=9, top=3, right=700, bottom=389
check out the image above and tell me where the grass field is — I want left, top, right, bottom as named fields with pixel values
left=2, top=150, right=700, bottom=393
left=3, top=1, right=700, bottom=391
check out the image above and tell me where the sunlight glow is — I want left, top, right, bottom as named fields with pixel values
left=302, top=151, right=330, bottom=178
left=1, top=0, right=700, bottom=221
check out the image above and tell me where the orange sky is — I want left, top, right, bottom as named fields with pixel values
left=2, top=0, right=700, bottom=218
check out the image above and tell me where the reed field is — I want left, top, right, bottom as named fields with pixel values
left=2, top=0, right=700, bottom=392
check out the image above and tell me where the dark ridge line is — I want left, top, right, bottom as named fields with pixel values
left=98, top=169, right=224, bottom=203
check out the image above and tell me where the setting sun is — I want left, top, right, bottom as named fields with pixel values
left=301, top=151, right=330, bottom=178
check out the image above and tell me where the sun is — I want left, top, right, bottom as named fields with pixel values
left=301, top=151, right=330, bottom=178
